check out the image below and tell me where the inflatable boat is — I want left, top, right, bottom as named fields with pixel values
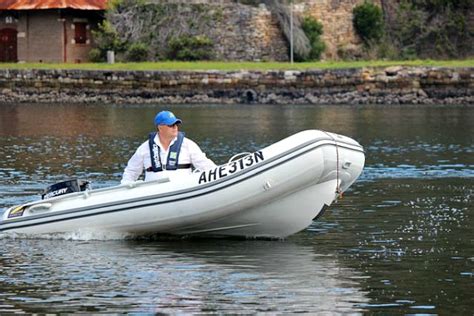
left=0, top=130, right=364, bottom=239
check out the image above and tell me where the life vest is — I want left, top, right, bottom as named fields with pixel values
left=147, top=132, right=192, bottom=172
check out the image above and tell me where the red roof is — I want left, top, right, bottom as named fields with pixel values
left=0, top=0, right=107, bottom=10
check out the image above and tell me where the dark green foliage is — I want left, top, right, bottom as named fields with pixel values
left=353, top=1, right=384, bottom=44
left=91, top=1, right=219, bottom=62
left=385, top=0, right=473, bottom=59
left=300, top=16, right=326, bottom=61
left=125, top=42, right=148, bottom=62
left=413, top=0, right=471, bottom=12
left=351, top=0, right=473, bottom=59
left=234, top=0, right=262, bottom=6
left=88, top=48, right=103, bottom=63
left=90, top=20, right=125, bottom=61
left=167, top=35, right=214, bottom=61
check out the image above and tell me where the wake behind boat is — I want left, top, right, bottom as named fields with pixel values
left=0, top=130, right=365, bottom=239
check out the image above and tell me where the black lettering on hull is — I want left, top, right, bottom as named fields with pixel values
left=254, top=150, right=264, bottom=163
left=219, top=166, right=227, bottom=178
left=208, top=168, right=218, bottom=182
left=198, top=150, right=266, bottom=184
left=228, top=162, right=237, bottom=174
left=238, top=158, right=245, bottom=170
left=198, top=172, right=207, bottom=184
left=245, top=155, right=254, bottom=167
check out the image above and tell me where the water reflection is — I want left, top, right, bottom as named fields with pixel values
left=0, top=239, right=368, bottom=314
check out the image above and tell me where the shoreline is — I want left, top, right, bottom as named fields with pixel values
left=0, top=66, right=472, bottom=105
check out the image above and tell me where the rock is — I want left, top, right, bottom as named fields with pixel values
left=417, top=89, right=428, bottom=98
left=385, top=66, right=403, bottom=76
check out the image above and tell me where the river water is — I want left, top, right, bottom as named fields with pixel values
left=0, top=103, right=472, bottom=314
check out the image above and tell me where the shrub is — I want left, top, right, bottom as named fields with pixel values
left=337, top=44, right=363, bottom=60
left=400, top=46, right=418, bottom=60
left=300, top=16, right=326, bottom=61
left=88, top=48, right=104, bottom=62
left=125, top=42, right=148, bottom=62
left=375, top=37, right=400, bottom=60
left=385, top=0, right=473, bottom=59
left=91, top=20, right=125, bottom=60
left=167, top=35, right=213, bottom=61
left=353, top=1, right=384, bottom=44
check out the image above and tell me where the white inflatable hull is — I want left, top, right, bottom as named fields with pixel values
left=1, top=130, right=365, bottom=239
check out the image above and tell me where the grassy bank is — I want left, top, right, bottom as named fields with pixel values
left=0, top=59, right=473, bottom=71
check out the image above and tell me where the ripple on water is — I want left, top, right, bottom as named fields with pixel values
left=361, top=165, right=474, bottom=181
left=0, top=239, right=370, bottom=314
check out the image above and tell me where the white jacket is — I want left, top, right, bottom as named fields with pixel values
left=121, top=134, right=216, bottom=184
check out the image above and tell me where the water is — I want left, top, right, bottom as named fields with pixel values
left=0, top=103, right=473, bottom=314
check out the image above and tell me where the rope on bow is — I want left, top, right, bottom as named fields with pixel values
left=323, top=131, right=343, bottom=199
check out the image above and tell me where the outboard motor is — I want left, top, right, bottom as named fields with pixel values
left=42, top=179, right=90, bottom=200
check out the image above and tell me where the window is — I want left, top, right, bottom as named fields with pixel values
left=74, top=22, right=87, bottom=44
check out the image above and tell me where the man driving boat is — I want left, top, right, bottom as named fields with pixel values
left=121, top=110, right=216, bottom=184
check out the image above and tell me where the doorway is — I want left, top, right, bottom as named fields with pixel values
left=0, top=28, right=18, bottom=62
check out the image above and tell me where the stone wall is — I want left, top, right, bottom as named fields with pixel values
left=0, top=67, right=472, bottom=105
left=299, top=0, right=382, bottom=59
left=107, top=0, right=379, bottom=62
left=211, top=3, right=288, bottom=61
left=196, top=0, right=382, bottom=61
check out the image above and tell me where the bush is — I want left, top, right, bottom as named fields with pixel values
left=375, top=37, right=400, bottom=60
left=88, top=48, right=104, bottom=62
left=400, top=46, right=418, bottom=60
left=125, top=42, right=148, bottom=62
left=167, top=35, right=213, bottom=61
left=91, top=20, right=125, bottom=60
left=337, top=44, right=363, bottom=60
left=353, top=1, right=384, bottom=44
left=300, top=16, right=326, bottom=61
left=385, top=0, right=473, bottom=59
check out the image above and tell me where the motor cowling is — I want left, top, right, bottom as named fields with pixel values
left=41, top=179, right=90, bottom=200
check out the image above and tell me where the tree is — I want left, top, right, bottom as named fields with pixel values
left=353, top=1, right=384, bottom=44
left=301, top=16, right=326, bottom=61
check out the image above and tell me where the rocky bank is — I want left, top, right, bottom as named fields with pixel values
left=0, top=66, right=472, bottom=105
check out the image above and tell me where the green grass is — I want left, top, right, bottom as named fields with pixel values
left=0, top=59, right=473, bottom=71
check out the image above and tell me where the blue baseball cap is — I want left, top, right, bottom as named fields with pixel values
left=154, top=110, right=182, bottom=126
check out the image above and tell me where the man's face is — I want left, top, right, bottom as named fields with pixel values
left=158, top=123, right=179, bottom=139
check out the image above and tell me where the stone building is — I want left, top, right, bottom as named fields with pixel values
left=0, top=0, right=106, bottom=63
